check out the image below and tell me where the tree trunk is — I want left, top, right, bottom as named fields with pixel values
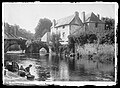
left=96, top=35, right=100, bottom=53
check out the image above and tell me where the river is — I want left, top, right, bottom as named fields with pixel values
left=4, top=53, right=115, bottom=81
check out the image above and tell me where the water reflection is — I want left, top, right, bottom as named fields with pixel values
left=59, top=57, right=69, bottom=81
left=4, top=53, right=115, bottom=81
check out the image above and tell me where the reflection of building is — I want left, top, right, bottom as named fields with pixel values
left=49, top=55, right=60, bottom=80
left=68, top=58, right=75, bottom=71
left=51, top=11, right=83, bottom=45
left=59, top=60, right=69, bottom=81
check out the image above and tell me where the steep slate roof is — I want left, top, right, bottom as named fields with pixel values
left=4, top=32, right=18, bottom=39
left=85, top=12, right=103, bottom=23
left=10, top=33, right=18, bottom=38
left=55, top=14, right=76, bottom=27
left=4, top=33, right=9, bottom=39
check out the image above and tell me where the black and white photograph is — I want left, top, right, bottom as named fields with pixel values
left=2, top=2, right=118, bottom=86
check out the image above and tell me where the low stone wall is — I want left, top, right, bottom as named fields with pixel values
left=76, top=44, right=115, bottom=55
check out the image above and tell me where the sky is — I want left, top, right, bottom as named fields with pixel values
left=2, top=2, right=117, bottom=34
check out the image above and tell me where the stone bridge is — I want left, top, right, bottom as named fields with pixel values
left=4, top=39, right=49, bottom=54
left=25, top=41, right=49, bottom=54
left=4, top=38, right=27, bottom=53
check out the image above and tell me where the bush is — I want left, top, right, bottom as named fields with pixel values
left=9, top=44, right=20, bottom=51
left=92, top=53, right=114, bottom=64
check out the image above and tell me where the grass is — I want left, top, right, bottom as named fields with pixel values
left=92, top=53, right=114, bottom=64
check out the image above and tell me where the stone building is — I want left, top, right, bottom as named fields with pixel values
left=51, top=11, right=83, bottom=45
left=82, top=12, right=105, bottom=34
left=74, top=12, right=105, bottom=55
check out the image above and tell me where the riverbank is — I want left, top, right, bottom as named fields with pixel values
left=6, top=50, right=24, bottom=54
left=3, top=51, right=115, bottom=83
left=3, top=69, right=28, bottom=85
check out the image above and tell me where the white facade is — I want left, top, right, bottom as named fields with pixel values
left=51, top=26, right=56, bottom=35
left=50, top=11, right=83, bottom=45
left=41, top=32, right=50, bottom=43
left=41, top=33, right=47, bottom=42
left=57, top=25, right=70, bottom=42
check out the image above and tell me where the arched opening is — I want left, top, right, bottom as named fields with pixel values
left=4, top=39, right=27, bottom=53
left=25, top=41, right=49, bottom=54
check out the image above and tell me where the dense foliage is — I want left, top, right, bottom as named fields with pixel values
left=68, top=17, right=115, bottom=45
left=67, top=17, right=115, bottom=53
left=50, top=33, right=61, bottom=54
left=100, top=17, right=115, bottom=44
left=4, top=22, right=34, bottom=39
left=35, top=18, right=52, bottom=39
left=101, top=17, right=115, bottom=30
left=25, top=40, right=49, bottom=53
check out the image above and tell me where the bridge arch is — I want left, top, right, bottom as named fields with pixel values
left=4, top=39, right=49, bottom=54
left=25, top=41, right=49, bottom=54
left=4, top=39, right=27, bottom=53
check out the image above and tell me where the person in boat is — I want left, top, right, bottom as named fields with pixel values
left=25, top=64, right=32, bottom=75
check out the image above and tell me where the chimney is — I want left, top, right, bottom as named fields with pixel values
left=82, top=11, right=85, bottom=23
left=75, top=11, right=79, bottom=17
left=53, top=19, right=56, bottom=27
left=97, top=14, right=100, bottom=19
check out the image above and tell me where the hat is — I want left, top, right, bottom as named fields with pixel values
left=29, top=64, right=32, bottom=67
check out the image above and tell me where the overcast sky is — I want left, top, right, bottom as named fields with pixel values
left=2, top=2, right=117, bottom=34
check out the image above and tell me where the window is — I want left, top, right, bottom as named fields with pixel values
left=105, top=24, right=109, bottom=30
left=63, top=25, right=65, bottom=29
left=86, top=23, right=88, bottom=26
left=62, top=32, right=65, bottom=37
left=95, top=22, right=98, bottom=28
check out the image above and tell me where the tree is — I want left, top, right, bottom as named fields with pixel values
left=25, top=40, right=49, bottom=54
left=4, top=22, right=34, bottom=40
left=35, top=18, right=52, bottom=39
left=101, top=17, right=115, bottom=44
left=50, top=33, right=61, bottom=54
left=101, top=17, right=115, bottom=31
left=4, top=22, right=11, bottom=33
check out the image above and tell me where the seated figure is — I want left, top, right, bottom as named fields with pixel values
left=19, top=65, right=25, bottom=71
left=12, top=62, right=19, bottom=72
left=18, top=65, right=26, bottom=77
left=25, top=64, right=32, bottom=75
left=5, top=61, right=19, bottom=72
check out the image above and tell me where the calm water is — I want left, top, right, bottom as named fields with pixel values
left=4, top=53, right=115, bottom=81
